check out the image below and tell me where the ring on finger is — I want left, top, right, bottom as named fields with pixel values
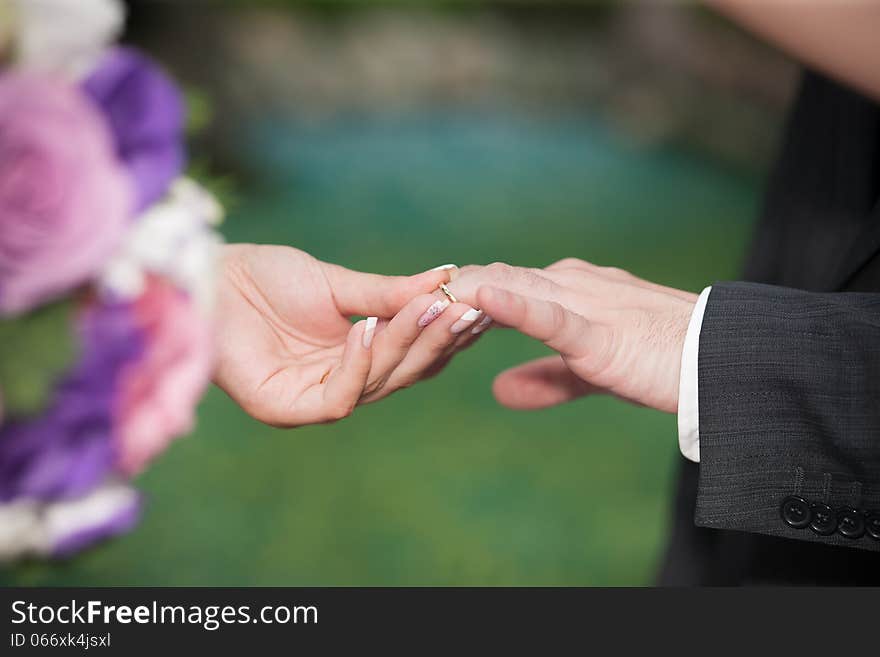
left=438, top=283, right=458, bottom=304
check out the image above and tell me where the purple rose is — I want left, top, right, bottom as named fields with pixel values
left=83, top=47, right=185, bottom=212
left=0, top=300, right=145, bottom=502
left=0, top=73, right=132, bottom=315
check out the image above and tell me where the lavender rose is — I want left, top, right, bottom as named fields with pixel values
left=0, top=73, right=132, bottom=315
left=83, top=47, right=185, bottom=212
left=0, top=299, right=144, bottom=502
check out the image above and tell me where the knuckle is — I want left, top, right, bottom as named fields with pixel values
left=485, top=261, right=512, bottom=279
left=550, top=257, right=586, bottom=270
left=524, top=267, right=549, bottom=282
left=601, top=266, right=632, bottom=280
left=456, top=265, right=481, bottom=277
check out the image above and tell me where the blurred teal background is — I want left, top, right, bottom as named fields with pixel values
left=1, top=2, right=793, bottom=585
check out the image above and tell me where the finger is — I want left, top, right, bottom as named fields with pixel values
left=471, top=313, right=493, bottom=335
left=446, top=262, right=565, bottom=310
left=451, top=264, right=481, bottom=279
left=446, top=308, right=489, bottom=354
left=421, top=319, right=493, bottom=382
left=440, top=264, right=461, bottom=281
left=476, top=285, right=598, bottom=359
left=321, top=263, right=455, bottom=317
left=419, top=353, right=454, bottom=381
left=430, top=283, right=489, bottom=348
left=545, top=257, right=594, bottom=272
left=367, top=301, right=475, bottom=399
left=493, top=356, right=598, bottom=409
left=364, top=293, right=443, bottom=392
left=545, top=258, right=697, bottom=303
left=289, top=320, right=373, bottom=425
left=440, top=265, right=495, bottom=334
left=430, top=304, right=491, bottom=369
left=434, top=319, right=487, bottom=368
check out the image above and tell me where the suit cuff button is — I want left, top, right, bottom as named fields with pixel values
left=837, top=508, right=866, bottom=539
left=809, top=503, right=837, bottom=536
left=780, top=496, right=811, bottom=529
left=865, top=511, right=880, bottom=541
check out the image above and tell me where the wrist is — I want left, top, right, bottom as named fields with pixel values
left=666, top=300, right=697, bottom=414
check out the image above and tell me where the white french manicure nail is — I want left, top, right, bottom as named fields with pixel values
left=471, top=314, right=493, bottom=335
left=429, top=264, right=457, bottom=271
left=450, top=308, right=482, bottom=334
left=417, top=300, right=449, bottom=327
left=363, top=316, right=377, bottom=348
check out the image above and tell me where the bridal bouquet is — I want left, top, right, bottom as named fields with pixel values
left=0, top=0, right=223, bottom=560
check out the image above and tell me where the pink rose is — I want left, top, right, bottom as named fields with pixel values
left=0, top=73, right=132, bottom=315
left=116, top=278, right=213, bottom=475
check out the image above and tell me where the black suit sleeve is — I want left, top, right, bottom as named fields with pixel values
left=695, top=282, right=880, bottom=550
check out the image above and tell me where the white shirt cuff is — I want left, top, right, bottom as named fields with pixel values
left=677, top=286, right=712, bottom=463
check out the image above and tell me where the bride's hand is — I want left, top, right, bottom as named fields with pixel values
left=355, top=280, right=492, bottom=405
left=213, top=244, right=456, bottom=427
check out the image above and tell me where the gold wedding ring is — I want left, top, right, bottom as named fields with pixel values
left=438, top=283, right=458, bottom=304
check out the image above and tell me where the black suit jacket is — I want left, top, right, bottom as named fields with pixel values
left=659, top=72, right=880, bottom=585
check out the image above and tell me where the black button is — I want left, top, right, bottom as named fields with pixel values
left=780, top=496, right=811, bottom=529
left=866, top=511, right=880, bottom=541
left=837, top=508, right=865, bottom=539
left=809, top=503, right=837, bottom=536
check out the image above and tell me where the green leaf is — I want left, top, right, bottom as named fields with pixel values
left=0, top=299, right=79, bottom=420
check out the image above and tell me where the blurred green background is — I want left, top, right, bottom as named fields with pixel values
left=1, top=1, right=796, bottom=585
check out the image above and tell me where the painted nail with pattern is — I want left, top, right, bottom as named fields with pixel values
left=417, top=300, right=450, bottom=327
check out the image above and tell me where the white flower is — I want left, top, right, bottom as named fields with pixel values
left=42, top=482, right=140, bottom=552
left=0, top=499, right=47, bottom=561
left=100, top=178, right=225, bottom=314
left=0, top=482, right=139, bottom=561
left=11, top=0, right=125, bottom=80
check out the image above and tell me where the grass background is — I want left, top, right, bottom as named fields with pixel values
left=0, top=110, right=757, bottom=586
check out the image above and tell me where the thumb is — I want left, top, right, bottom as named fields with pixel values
left=322, top=263, right=454, bottom=317
left=493, top=356, right=599, bottom=409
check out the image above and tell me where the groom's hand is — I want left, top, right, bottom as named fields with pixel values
left=447, top=259, right=697, bottom=413
left=213, top=244, right=457, bottom=427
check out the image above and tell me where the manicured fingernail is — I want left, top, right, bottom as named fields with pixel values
left=417, top=299, right=449, bottom=327
left=450, top=307, right=482, bottom=334
left=471, top=314, right=493, bottom=335
left=363, top=316, right=377, bottom=348
left=430, top=264, right=457, bottom=272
